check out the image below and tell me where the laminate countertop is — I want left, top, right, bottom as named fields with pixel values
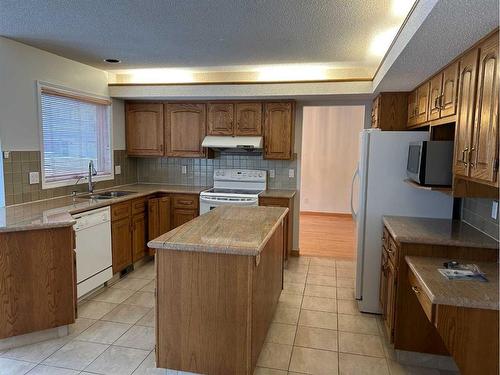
left=383, top=216, right=499, bottom=249
left=148, top=205, right=288, bottom=256
left=406, top=256, right=499, bottom=310
left=0, top=184, right=208, bottom=233
left=260, top=189, right=296, bottom=199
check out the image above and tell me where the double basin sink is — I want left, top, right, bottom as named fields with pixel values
left=80, top=191, right=136, bottom=200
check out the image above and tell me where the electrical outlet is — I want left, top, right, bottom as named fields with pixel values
left=3, top=151, right=9, bottom=159
left=269, top=169, right=275, bottom=178
left=181, top=165, right=187, bottom=174
left=289, top=169, right=295, bottom=178
left=29, top=172, right=40, bottom=184
left=114, top=165, right=121, bottom=175
left=492, top=201, right=498, bottom=220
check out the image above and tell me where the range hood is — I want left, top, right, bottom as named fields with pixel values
left=201, top=136, right=263, bottom=151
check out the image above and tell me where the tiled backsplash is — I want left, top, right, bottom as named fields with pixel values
left=2, top=150, right=137, bottom=205
left=137, top=153, right=297, bottom=189
left=462, top=198, right=499, bottom=240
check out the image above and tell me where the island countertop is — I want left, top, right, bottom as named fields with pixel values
left=148, top=205, right=288, bottom=256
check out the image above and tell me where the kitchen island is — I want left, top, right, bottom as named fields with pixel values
left=148, top=205, right=288, bottom=375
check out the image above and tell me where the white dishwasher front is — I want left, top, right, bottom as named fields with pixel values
left=73, top=206, right=113, bottom=298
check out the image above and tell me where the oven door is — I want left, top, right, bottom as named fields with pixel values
left=199, top=195, right=259, bottom=215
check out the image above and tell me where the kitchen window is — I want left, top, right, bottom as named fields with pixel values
left=38, top=83, right=113, bottom=189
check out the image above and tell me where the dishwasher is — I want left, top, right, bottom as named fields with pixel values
left=73, top=206, right=113, bottom=298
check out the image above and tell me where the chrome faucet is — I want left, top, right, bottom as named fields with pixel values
left=88, top=160, right=97, bottom=193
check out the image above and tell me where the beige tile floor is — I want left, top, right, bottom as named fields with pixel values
left=0, top=257, right=459, bottom=375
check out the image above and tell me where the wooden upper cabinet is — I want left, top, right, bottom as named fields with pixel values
left=470, top=34, right=499, bottom=185
left=454, top=48, right=479, bottom=178
left=166, top=103, right=207, bottom=157
left=440, top=61, right=460, bottom=118
left=428, top=74, right=443, bottom=121
left=207, top=103, right=234, bottom=135
left=415, top=82, right=430, bottom=125
left=407, top=91, right=417, bottom=127
left=371, top=93, right=408, bottom=131
left=264, top=102, right=294, bottom=160
left=235, top=103, right=262, bottom=135
left=126, top=103, right=164, bottom=156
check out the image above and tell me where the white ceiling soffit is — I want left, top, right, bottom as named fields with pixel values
left=373, top=0, right=500, bottom=92
left=0, top=0, right=412, bottom=79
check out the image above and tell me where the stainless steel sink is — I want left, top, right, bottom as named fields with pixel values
left=80, top=191, right=135, bottom=200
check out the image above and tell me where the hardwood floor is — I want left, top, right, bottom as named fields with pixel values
left=299, top=212, right=356, bottom=259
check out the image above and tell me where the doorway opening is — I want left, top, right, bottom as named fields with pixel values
left=299, top=105, right=364, bottom=259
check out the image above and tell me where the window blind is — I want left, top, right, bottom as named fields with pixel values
left=40, top=88, right=112, bottom=185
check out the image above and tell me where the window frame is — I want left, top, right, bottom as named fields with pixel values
left=37, top=81, right=114, bottom=190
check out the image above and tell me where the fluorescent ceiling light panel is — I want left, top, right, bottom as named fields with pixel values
left=392, top=0, right=415, bottom=17
left=256, top=64, right=329, bottom=81
left=369, top=26, right=400, bottom=57
left=127, top=68, right=194, bottom=83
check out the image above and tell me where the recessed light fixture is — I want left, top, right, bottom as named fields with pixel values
left=104, top=58, right=121, bottom=64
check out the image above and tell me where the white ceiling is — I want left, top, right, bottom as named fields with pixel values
left=0, top=0, right=412, bottom=75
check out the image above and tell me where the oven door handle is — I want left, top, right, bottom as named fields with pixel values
left=200, top=196, right=258, bottom=204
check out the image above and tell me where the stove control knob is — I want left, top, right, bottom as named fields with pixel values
left=258, top=172, right=263, bottom=178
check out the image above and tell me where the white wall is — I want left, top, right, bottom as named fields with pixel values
left=0, top=37, right=125, bottom=151
left=300, top=106, right=365, bottom=214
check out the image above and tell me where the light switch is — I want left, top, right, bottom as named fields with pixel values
left=269, top=169, right=275, bottom=178
left=181, top=165, right=187, bottom=174
left=29, top=172, right=40, bottom=184
left=3, top=151, right=9, bottom=159
left=492, top=201, right=498, bottom=220
left=289, top=169, right=295, bottom=178
left=115, top=165, right=121, bottom=175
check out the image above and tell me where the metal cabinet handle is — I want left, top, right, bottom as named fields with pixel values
left=462, top=147, right=469, bottom=166
left=469, top=147, right=475, bottom=167
left=439, top=94, right=444, bottom=109
left=411, top=286, right=421, bottom=295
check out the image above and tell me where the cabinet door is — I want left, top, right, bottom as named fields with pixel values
left=371, top=96, right=380, bottom=128
left=235, top=103, right=262, bottom=135
left=132, top=213, right=147, bottom=262
left=379, top=250, right=388, bottom=316
left=440, top=60, right=460, bottom=118
left=112, top=217, right=132, bottom=274
left=407, top=91, right=417, bottom=127
left=158, top=196, right=171, bottom=235
left=385, top=260, right=397, bottom=342
left=126, top=103, right=164, bottom=156
left=166, top=103, right=206, bottom=157
left=454, top=48, right=479, bottom=178
left=415, top=82, right=430, bottom=124
left=428, top=74, right=443, bottom=121
left=470, top=35, right=499, bottom=185
left=264, top=102, right=294, bottom=160
left=148, top=198, right=160, bottom=240
left=172, top=208, right=197, bottom=228
left=208, top=103, right=234, bottom=135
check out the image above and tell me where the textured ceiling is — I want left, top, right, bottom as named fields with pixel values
left=0, top=0, right=411, bottom=74
left=375, top=0, right=499, bottom=91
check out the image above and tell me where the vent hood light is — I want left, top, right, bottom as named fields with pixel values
left=201, top=136, right=263, bottom=150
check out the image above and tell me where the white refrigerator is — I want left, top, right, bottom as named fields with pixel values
left=351, top=129, right=453, bottom=314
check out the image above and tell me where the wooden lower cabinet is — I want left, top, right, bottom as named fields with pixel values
left=155, top=222, right=283, bottom=374
left=259, top=196, right=294, bottom=261
left=132, top=212, right=147, bottom=262
left=380, top=223, right=498, bottom=354
left=0, top=227, right=76, bottom=339
left=111, top=216, right=133, bottom=274
left=172, top=208, right=198, bottom=227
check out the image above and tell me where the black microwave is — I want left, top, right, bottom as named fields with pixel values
left=406, top=141, right=454, bottom=186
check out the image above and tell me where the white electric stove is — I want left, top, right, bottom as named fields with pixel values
left=200, top=169, right=267, bottom=214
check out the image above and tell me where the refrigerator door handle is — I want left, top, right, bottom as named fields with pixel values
left=350, top=166, right=359, bottom=220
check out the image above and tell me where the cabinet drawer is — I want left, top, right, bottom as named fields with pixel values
left=259, top=197, right=290, bottom=208
left=111, top=201, right=131, bottom=221
left=131, top=198, right=147, bottom=215
left=408, top=268, right=435, bottom=323
left=172, top=194, right=199, bottom=209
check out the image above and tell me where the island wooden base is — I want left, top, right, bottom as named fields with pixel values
left=155, top=224, right=284, bottom=375
left=0, top=227, right=76, bottom=340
